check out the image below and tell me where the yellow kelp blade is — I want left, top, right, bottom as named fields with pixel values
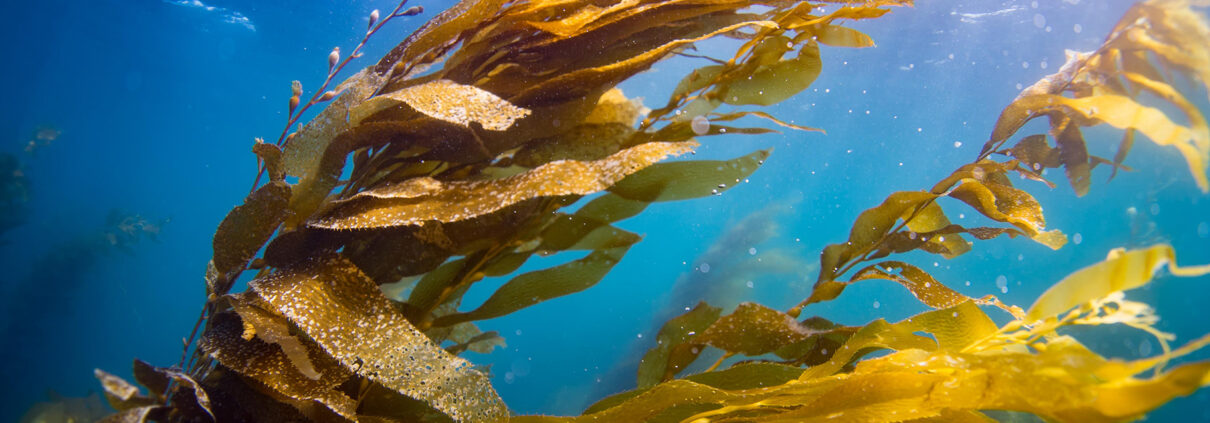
left=1026, top=244, right=1210, bottom=321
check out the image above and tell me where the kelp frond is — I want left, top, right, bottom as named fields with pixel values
left=546, top=244, right=1210, bottom=423
left=981, top=0, right=1210, bottom=193
left=100, top=0, right=896, bottom=422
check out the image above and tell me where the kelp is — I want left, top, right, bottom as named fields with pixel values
left=616, top=1, right=1210, bottom=422
left=534, top=244, right=1210, bottom=423
left=979, top=0, right=1210, bottom=193
left=86, top=0, right=1210, bottom=422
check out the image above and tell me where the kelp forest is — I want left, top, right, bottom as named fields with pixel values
left=29, top=0, right=1210, bottom=422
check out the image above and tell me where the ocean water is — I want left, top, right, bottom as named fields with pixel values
left=1, top=0, right=1208, bottom=421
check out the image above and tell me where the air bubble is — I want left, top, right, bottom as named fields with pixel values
left=1033, top=13, right=1046, bottom=28
left=748, top=247, right=757, bottom=255
left=1073, top=233, right=1083, bottom=245
left=1073, top=24, right=1083, bottom=33
left=700, top=263, right=711, bottom=273
left=690, top=115, right=710, bottom=135
left=873, top=300, right=881, bottom=309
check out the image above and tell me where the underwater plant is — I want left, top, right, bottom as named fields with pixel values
left=84, top=0, right=1210, bottom=422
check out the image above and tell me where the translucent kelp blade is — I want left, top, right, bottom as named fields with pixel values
left=995, top=93, right=1208, bottom=191
left=310, top=141, right=697, bottom=229
left=95, top=369, right=156, bottom=411
left=537, top=213, right=642, bottom=252
left=723, top=44, right=822, bottom=107
left=350, top=79, right=532, bottom=130
left=1027, top=244, right=1210, bottom=321
left=590, top=362, right=807, bottom=417
left=199, top=311, right=358, bottom=420
left=946, top=178, right=1066, bottom=249
left=513, top=123, right=638, bottom=167
left=607, top=149, right=770, bottom=202
left=637, top=301, right=722, bottom=388
left=432, top=246, right=630, bottom=326
left=694, top=302, right=819, bottom=357
left=282, top=69, right=387, bottom=178
left=812, top=190, right=937, bottom=287
left=210, top=181, right=291, bottom=293
left=446, top=330, right=507, bottom=355
left=845, top=261, right=974, bottom=310
left=249, top=253, right=507, bottom=422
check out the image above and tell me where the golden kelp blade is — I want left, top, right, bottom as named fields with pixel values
left=555, top=301, right=1210, bottom=422
left=997, top=93, right=1209, bottom=192
left=310, top=141, right=696, bottom=229
left=281, top=69, right=387, bottom=179
left=1027, top=244, right=1210, bottom=321
left=200, top=311, right=359, bottom=420
left=983, top=0, right=1210, bottom=193
left=350, top=79, right=532, bottom=129
left=250, top=253, right=507, bottom=422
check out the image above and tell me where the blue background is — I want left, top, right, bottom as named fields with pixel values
left=1, top=0, right=1207, bottom=421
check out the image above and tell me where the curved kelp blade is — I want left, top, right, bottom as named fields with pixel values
left=350, top=79, right=531, bottom=130
left=210, top=181, right=291, bottom=294
left=249, top=252, right=507, bottom=422
left=636, top=301, right=722, bottom=388
left=1027, top=244, right=1210, bottom=321
left=310, top=141, right=696, bottom=229
left=200, top=311, right=358, bottom=421
left=431, top=246, right=629, bottom=327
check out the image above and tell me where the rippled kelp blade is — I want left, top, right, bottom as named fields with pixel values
left=310, top=141, right=697, bottom=229
left=200, top=309, right=357, bottom=420
left=210, top=181, right=292, bottom=292
left=350, top=79, right=531, bottom=130
left=1027, top=244, right=1210, bottom=321
left=694, top=302, right=816, bottom=357
left=249, top=253, right=507, bottom=422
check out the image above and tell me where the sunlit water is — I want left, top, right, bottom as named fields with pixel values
left=2, top=0, right=1208, bottom=421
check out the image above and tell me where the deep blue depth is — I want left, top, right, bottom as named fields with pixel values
left=2, top=0, right=1208, bottom=421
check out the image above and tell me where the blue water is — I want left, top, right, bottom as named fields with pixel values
left=2, top=0, right=1208, bottom=421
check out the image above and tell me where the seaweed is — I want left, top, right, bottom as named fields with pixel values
left=82, top=0, right=1210, bottom=422
left=561, top=244, right=1210, bottom=423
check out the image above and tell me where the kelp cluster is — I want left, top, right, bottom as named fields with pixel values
left=92, top=0, right=898, bottom=422
left=581, top=0, right=1210, bottom=421
left=87, top=0, right=1210, bottom=422
left=521, top=245, right=1210, bottom=422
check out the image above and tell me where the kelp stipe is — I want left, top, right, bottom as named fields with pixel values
left=81, top=0, right=1210, bottom=422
